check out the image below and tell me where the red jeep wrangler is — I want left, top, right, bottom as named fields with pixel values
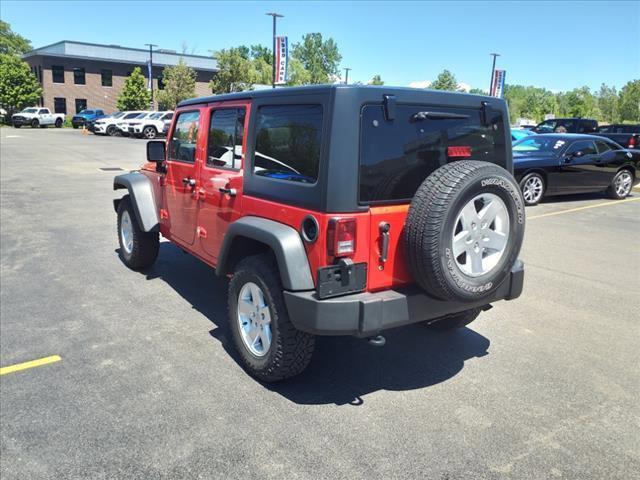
left=114, top=85, right=525, bottom=381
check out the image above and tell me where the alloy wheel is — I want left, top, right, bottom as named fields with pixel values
left=452, top=193, right=510, bottom=277
left=523, top=176, right=544, bottom=204
left=615, top=171, right=633, bottom=197
left=237, top=282, right=272, bottom=357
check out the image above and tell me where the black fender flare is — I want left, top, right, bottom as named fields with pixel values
left=216, top=216, right=314, bottom=291
left=113, top=172, right=159, bottom=232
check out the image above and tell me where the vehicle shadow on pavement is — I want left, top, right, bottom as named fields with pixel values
left=265, top=327, right=489, bottom=406
left=146, top=243, right=491, bottom=406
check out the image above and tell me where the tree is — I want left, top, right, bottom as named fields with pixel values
left=116, top=67, right=150, bottom=111
left=287, top=58, right=311, bottom=86
left=558, top=86, right=596, bottom=118
left=430, top=70, right=458, bottom=91
left=156, top=59, right=197, bottom=110
left=210, top=47, right=259, bottom=93
left=0, top=53, right=42, bottom=116
left=468, top=88, right=487, bottom=95
left=596, top=84, right=619, bottom=124
left=0, top=21, right=31, bottom=56
left=368, top=75, right=384, bottom=86
left=291, top=33, right=342, bottom=84
left=618, top=80, right=640, bottom=122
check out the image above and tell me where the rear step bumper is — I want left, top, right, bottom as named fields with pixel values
left=284, top=260, right=524, bottom=337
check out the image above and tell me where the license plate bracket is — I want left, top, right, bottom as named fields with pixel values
left=316, top=261, right=367, bottom=299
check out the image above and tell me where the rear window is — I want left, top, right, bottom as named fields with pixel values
left=253, top=105, right=323, bottom=184
left=359, top=104, right=506, bottom=203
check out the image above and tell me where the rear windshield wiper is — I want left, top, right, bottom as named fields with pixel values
left=411, top=111, right=470, bottom=122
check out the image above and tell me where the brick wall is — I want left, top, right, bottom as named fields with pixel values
left=26, top=56, right=214, bottom=114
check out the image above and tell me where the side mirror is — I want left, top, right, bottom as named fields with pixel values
left=147, top=140, right=166, bottom=163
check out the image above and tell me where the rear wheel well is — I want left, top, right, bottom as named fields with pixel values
left=618, top=165, right=635, bottom=179
left=220, top=236, right=273, bottom=276
left=522, top=169, right=547, bottom=184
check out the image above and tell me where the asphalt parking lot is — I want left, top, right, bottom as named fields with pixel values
left=1, top=127, right=639, bottom=479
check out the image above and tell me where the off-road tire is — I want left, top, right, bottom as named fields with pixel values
left=405, top=161, right=525, bottom=302
left=423, top=308, right=482, bottom=331
left=143, top=126, right=157, bottom=139
left=519, top=172, right=546, bottom=206
left=31, top=119, right=39, bottom=128
left=606, top=169, right=634, bottom=199
left=228, top=254, right=315, bottom=382
left=116, top=195, right=159, bottom=270
left=55, top=118, right=63, bottom=128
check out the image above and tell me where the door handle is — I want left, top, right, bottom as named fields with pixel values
left=379, top=222, right=390, bottom=264
left=182, top=177, right=196, bottom=187
left=219, top=187, right=237, bottom=197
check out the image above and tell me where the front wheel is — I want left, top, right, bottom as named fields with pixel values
left=106, top=125, right=118, bottom=136
left=55, top=118, right=63, bottom=128
left=519, top=172, right=545, bottom=206
left=143, top=126, right=157, bottom=139
left=117, top=195, right=159, bottom=270
left=606, top=170, right=633, bottom=199
left=228, top=254, right=315, bottom=382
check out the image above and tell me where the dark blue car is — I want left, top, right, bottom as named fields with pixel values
left=71, top=109, right=106, bottom=129
left=513, top=134, right=638, bottom=205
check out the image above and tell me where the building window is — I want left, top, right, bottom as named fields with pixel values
left=75, top=99, right=87, bottom=114
left=73, top=67, right=86, bottom=85
left=101, top=69, right=112, bottom=87
left=54, top=98, right=67, bottom=114
left=52, top=65, right=64, bottom=83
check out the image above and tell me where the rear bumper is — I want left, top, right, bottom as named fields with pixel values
left=284, top=260, right=524, bottom=337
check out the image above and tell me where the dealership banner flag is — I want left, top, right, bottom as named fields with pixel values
left=275, top=36, right=288, bottom=85
left=147, top=60, right=153, bottom=90
left=491, top=69, right=506, bottom=98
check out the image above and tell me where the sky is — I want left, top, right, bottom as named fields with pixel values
left=2, top=0, right=639, bottom=92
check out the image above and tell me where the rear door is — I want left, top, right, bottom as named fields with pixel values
left=359, top=103, right=508, bottom=291
left=195, top=102, right=248, bottom=261
left=163, top=109, right=203, bottom=246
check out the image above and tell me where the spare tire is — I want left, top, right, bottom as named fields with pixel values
left=405, top=160, right=525, bottom=302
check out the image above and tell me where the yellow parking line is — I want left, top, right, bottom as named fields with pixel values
left=0, top=355, right=61, bottom=376
left=528, top=197, right=640, bottom=220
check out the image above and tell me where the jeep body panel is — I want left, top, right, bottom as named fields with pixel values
left=113, top=172, right=160, bottom=232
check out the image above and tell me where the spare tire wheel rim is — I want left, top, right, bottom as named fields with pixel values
left=452, top=193, right=510, bottom=278
left=237, top=282, right=272, bottom=357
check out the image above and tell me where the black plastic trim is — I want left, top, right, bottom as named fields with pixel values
left=113, top=172, right=159, bottom=232
left=284, top=260, right=524, bottom=336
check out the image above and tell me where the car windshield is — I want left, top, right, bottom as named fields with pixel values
left=512, top=130, right=534, bottom=141
left=79, top=110, right=94, bottom=115
left=149, top=112, right=164, bottom=119
left=22, top=108, right=37, bottom=113
left=513, top=136, right=567, bottom=153
left=135, top=113, right=149, bottom=119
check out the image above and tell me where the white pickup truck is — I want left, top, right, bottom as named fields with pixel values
left=12, top=107, right=65, bottom=128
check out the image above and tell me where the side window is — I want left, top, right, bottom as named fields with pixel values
left=207, top=108, right=246, bottom=169
left=595, top=141, right=611, bottom=153
left=169, top=111, right=200, bottom=163
left=253, top=105, right=323, bottom=183
left=566, top=140, right=597, bottom=156
left=39, top=109, right=49, bottom=114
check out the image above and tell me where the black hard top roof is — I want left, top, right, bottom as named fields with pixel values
left=178, top=84, right=493, bottom=108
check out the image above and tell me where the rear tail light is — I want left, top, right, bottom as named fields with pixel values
left=447, top=146, right=472, bottom=158
left=628, top=136, right=636, bottom=149
left=327, top=218, right=357, bottom=257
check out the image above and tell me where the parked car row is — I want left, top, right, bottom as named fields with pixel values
left=91, top=110, right=173, bottom=139
left=513, top=134, right=639, bottom=205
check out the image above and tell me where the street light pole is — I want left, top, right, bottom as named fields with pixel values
left=145, top=43, right=158, bottom=109
left=266, top=12, right=284, bottom=89
left=489, top=52, right=500, bottom=96
left=344, top=67, right=351, bottom=85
